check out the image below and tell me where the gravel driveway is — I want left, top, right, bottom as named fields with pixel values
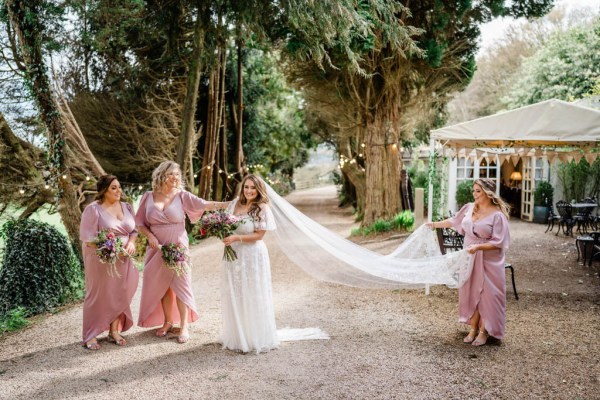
left=0, top=186, right=598, bottom=399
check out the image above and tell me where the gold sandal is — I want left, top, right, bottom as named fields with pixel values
left=463, top=328, right=477, bottom=344
left=156, top=321, right=173, bottom=337
left=107, top=331, right=127, bottom=346
left=472, top=330, right=489, bottom=347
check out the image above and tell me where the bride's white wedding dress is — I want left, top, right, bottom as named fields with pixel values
left=218, top=182, right=475, bottom=354
left=219, top=199, right=279, bottom=354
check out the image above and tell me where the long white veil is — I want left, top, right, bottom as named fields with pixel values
left=266, top=184, right=474, bottom=290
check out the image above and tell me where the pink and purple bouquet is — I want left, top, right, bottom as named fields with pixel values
left=199, top=210, right=241, bottom=262
left=160, top=242, right=190, bottom=276
left=93, top=228, right=127, bottom=277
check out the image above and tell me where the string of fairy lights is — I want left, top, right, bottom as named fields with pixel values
left=3, top=161, right=276, bottom=197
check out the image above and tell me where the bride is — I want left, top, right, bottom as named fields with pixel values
left=217, top=175, right=474, bottom=353
left=220, top=174, right=279, bottom=353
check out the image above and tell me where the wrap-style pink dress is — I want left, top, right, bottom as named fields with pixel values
left=136, top=191, right=206, bottom=327
left=449, top=203, right=510, bottom=339
left=79, top=201, right=140, bottom=344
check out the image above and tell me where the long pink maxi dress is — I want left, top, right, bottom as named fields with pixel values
left=449, top=203, right=510, bottom=339
left=136, top=191, right=206, bottom=328
left=79, top=201, right=140, bottom=344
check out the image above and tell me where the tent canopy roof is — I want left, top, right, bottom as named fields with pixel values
left=431, top=99, right=600, bottom=147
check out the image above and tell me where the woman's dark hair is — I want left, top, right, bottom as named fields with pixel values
left=95, top=174, right=118, bottom=202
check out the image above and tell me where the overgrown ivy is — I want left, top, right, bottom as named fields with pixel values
left=0, top=219, right=84, bottom=317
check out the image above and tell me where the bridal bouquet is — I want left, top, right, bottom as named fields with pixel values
left=93, top=228, right=127, bottom=277
left=198, top=210, right=241, bottom=262
left=160, top=242, right=190, bottom=277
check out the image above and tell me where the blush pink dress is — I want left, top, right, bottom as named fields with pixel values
left=449, top=203, right=510, bottom=339
left=135, top=191, right=207, bottom=328
left=79, top=201, right=140, bottom=344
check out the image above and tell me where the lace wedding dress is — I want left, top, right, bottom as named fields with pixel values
left=219, top=199, right=279, bottom=353
left=219, top=199, right=330, bottom=353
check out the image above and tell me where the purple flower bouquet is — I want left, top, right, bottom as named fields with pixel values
left=160, top=242, right=190, bottom=276
left=199, top=210, right=242, bottom=262
left=93, top=228, right=127, bottom=277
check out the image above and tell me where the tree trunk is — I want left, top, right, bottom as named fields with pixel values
left=6, top=0, right=83, bottom=250
left=176, top=4, right=205, bottom=189
left=338, top=137, right=366, bottom=217
left=234, top=36, right=245, bottom=180
left=198, top=45, right=226, bottom=199
left=363, top=115, right=401, bottom=225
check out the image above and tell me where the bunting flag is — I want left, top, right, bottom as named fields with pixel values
left=511, top=154, right=520, bottom=167
left=585, top=153, right=598, bottom=164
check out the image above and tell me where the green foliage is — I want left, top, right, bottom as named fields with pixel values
left=241, top=50, right=315, bottom=178
left=456, top=180, right=474, bottom=208
left=393, top=211, right=415, bottom=230
left=534, top=181, right=554, bottom=206
left=0, top=219, right=84, bottom=317
left=0, top=307, right=29, bottom=333
left=556, top=159, right=600, bottom=202
left=503, top=19, right=600, bottom=108
left=351, top=210, right=414, bottom=236
left=407, top=156, right=444, bottom=220
left=408, top=161, right=429, bottom=190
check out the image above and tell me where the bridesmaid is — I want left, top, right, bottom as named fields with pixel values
left=428, top=178, right=511, bottom=346
left=136, top=161, right=229, bottom=343
left=80, top=174, right=139, bottom=350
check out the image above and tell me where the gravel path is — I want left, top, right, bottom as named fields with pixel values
left=0, top=186, right=599, bottom=399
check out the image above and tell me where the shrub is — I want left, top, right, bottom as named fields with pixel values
left=0, top=219, right=84, bottom=317
left=456, top=180, right=474, bottom=208
left=392, top=210, right=415, bottom=230
left=350, top=210, right=414, bottom=236
left=0, top=307, right=29, bottom=333
left=534, top=181, right=554, bottom=206
left=371, top=219, right=392, bottom=233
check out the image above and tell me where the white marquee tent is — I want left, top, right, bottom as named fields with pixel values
left=427, top=99, right=600, bottom=220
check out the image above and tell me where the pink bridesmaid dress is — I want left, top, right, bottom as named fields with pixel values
left=135, top=191, right=206, bottom=328
left=449, top=203, right=511, bottom=339
left=79, top=202, right=140, bottom=344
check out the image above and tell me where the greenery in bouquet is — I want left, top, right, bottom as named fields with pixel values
left=160, top=242, right=190, bottom=277
left=92, top=228, right=128, bottom=277
left=199, top=210, right=242, bottom=262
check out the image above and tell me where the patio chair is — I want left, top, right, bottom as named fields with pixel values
left=555, top=201, right=575, bottom=236
left=435, top=228, right=518, bottom=300
left=588, top=231, right=600, bottom=267
left=545, top=207, right=560, bottom=233
left=574, top=199, right=596, bottom=234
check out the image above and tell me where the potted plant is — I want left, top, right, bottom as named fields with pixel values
left=533, top=181, right=554, bottom=223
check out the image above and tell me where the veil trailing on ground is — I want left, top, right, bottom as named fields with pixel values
left=265, top=184, right=474, bottom=290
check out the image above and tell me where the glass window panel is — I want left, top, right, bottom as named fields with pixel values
left=457, top=169, right=465, bottom=179
left=458, top=158, right=465, bottom=167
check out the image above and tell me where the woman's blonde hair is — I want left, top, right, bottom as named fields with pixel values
left=239, top=174, right=269, bottom=221
left=152, top=161, right=185, bottom=192
left=474, top=178, right=511, bottom=218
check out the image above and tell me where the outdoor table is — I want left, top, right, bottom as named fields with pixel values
left=571, top=203, right=598, bottom=208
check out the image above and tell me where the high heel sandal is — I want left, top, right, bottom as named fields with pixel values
left=155, top=321, right=173, bottom=337
left=463, top=328, right=478, bottom=344
left=472, top=330, right=489, bottom=347
left=107, top=331, right=127, bottom=346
